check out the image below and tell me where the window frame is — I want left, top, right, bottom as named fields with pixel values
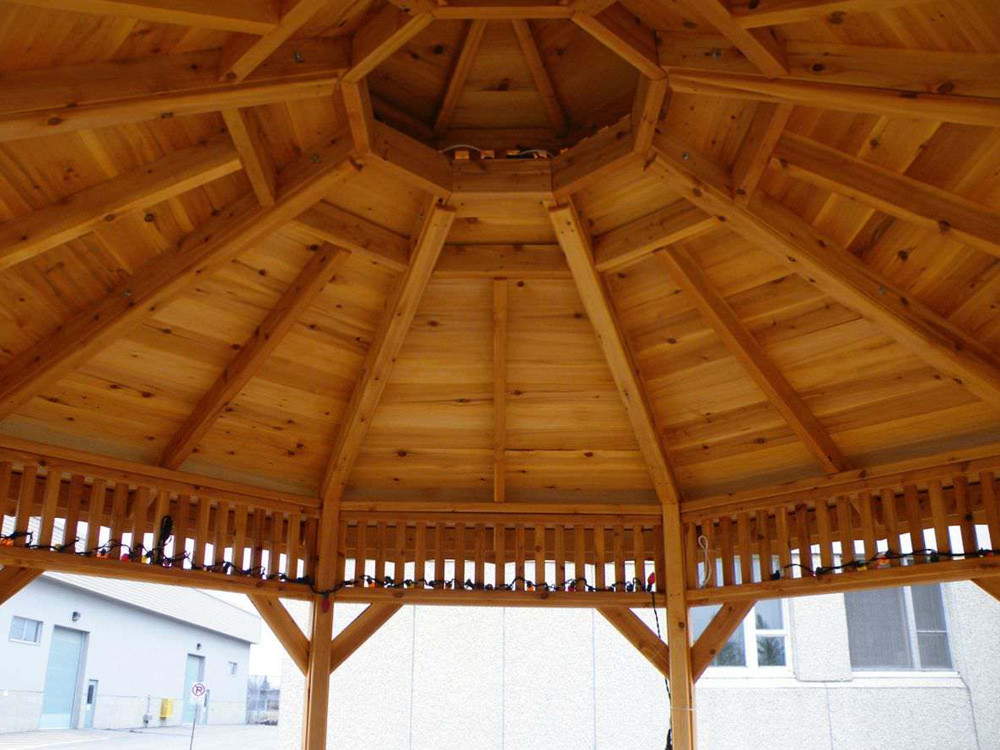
left=228, top=661, right=238, bottom=676
left=696, top=598, right=793, bottom=677
left=8, top=615, right=43, bottom=645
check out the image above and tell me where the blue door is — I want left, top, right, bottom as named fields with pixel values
left=182, top=654, right=206, bottom=724
left=39, top=626, right=86, bottom=729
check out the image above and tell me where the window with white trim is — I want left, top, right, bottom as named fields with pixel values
left=228, top=661, right=238, bottom=676
left=8, top=616, right=42, bottom=644
left=845, top=583, right=952, bottom=671
left=690, top=599, right=790, bottom=670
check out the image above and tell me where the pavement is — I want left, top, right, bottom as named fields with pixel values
left=0, top=725, right=278, bottom=749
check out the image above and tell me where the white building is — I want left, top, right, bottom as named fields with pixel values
left=277, top=581, right=1000, bottom=749
left=0, top=574, right=260, bottom=734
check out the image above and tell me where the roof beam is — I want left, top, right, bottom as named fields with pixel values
left=344, top=5, right=434, bottom=83
left=691, top=601, right=754, bottom=679
left=287, top=202, right=410, bottom=272
left=730, top=102, right=792, bottom=205
left=631, top=75, right=668, bottom=156
left=511, top=19, right=568, bottom=136
left=658, top=246, right=847, bottom=473
left=0, top=137, right=240, bottom=271
left=667, top=70, right=1000, bottom=128
left=772, top=132, right=1000, bottom=260
left=248, top=594, right=310, bottom=674
left=552, top=115, right=635, bottom=198
left=677, top=0, right=787, bottom=76
left=160, top=245, right=351, bottom=470
left=729, top=0, right=929, bottom=29
left=597, top=607, right=670, bottom=679
left=319, top=202, right=456, bottom=502
left=434, top=20, right=488, bottom=137
left=370, top=122, right=454, bottom=196
left=341, top=79, right=376, bottom=155
left=452, top=158, right=553, bottom=199
left=649, top=131, right=1000, bottom=412
left=0, top=566, right=41, bottom=606
left=433, top=1, right=574, bottom=19
left=572, top=6, right=664, bottom=80
left=329, top=603, right=402, bottom=672
left=2, top=0, right=281, bottom=34
left=592, top=200, right=717, bottom=273
left=549, top=200, right=682, bottom=505
left=434, top=243, right=570, bottom=279
left=219, top=0, right=342, bottom=83
left=0, top=39, right=349, bottom=143
left=0, top=130, right=357, bottom=421
left=222, top=109, right=277, bottom=206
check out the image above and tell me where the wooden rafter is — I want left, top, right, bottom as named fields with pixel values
left=289, top=202, right=410, bottom=272
left=434, top=20, right=488, bottom=137
left=219, top=0, right=344, bottom=83
left=631, top=75, right=668, bottom=157
left=0, top=130, right=358, bottom=421
left=691, top=601, right=754, bottom=679
left=345, top=5, right=434, bottom=83
left=549, top=200, right=680, bottom=506
left=511, top=19, right=568, bottom=136
left=222, top=108, right=277, bottom=206
left=730, top=103, right=792, bottom=205
left=597, top=607, right=670, bottom=679
left=678, top=0, right=787, bottom=76
left=3, top=0, right=282, bottom=33
left=668, top=70, right=1000, bottom=128
left=249, top=593, right=311, bottom=674
left=650, top=131, right=1000, bottom=413
left=0, top=137, right=241, bottom=271
left=341, top=78, right=376, bottom=155
left=0, top=39, right=349, bottom=143
left=658, top=246, right=847, bottom=474
left=592, top=199, right=717, bottom=273
left=772, top=132, right=1000, bottom=260
left=572, top=6, right=664, bottom=80
left=371, top=122, right=455, bottom=196
left=729, top=0, right=929, bottom=28
left=329, top=603, right=402, bottom=672
left=160, top=245, right=351, bottom=470
left=0, top=565, right=41, bottom=606
left=493, top=279, right=508, bottom=504
left=319, top=202, right=457, bottom=503
left=303, top=602, right=334, bottom=750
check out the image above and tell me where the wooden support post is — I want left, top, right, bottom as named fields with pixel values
left=301, top=597, right=334, bottom=750
left=663, top=502, right=696, bottom=749
left=597, top=607, right=670, bottom=679
left=0, top=566, right=42, bottom=606
left=493, top=279, right=508, bottom=503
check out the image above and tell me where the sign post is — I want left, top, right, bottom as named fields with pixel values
left=189, top=682, right=207, bottom=749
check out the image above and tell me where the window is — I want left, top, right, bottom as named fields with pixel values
left=9, top=616, right=42, bottom=644
left=228, top=661, right=238, bottom=676
left=845, top=583, right=952, bottom=671
left=690, top=599, right=790, bottom=671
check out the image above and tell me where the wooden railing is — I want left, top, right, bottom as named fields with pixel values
left=0, top=459, right=318, bottom=598
left=331, top=512, right=666, bottom=605
left=683, top=467, right=1000, bottom=603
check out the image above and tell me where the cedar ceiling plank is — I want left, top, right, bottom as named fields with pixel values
left=345, top=4, right=434, bottom=83
left=434, top=20, right=489, bottom=137
left=668, top=71, right=1000, bottom=128
left=0, top=136, right=241, bottom=271
left=0, top=130, right=358, bottom=421
left=772, top=132, right=1000, bottom=261
left=730, top=0, right=932, bottom=29
left=549, top=201, right=681, bottom=505
left=222, top=109, right=278, bottom=206
left=658, top=246, right=847, bottom=474
left=650, top=130, right=1000, bottom=413
left=2, top=0, right=282, bottom=34
left=511, top=19, right=568, bottom=136
left=219, top=0, right=347, bottom=83
left=319, top=202, right=457, bottom=503
left=159, top=245, right=351, bottom=470
left=677, top=0, right=787, bottom=76
left=592, top=200, right=717, bottom=273
left=572, top=7, right=664, bottom=80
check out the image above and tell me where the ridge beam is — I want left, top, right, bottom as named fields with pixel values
left=772, top=131, right=1000, bottom=260
left=0, top=136, right=241, bottom=271
left=658, top=245, right=847, bottom=474
left=0, top=129, right=358, bottom=420
left=649, top=131, right=1000, bottom=412
left=160, top=244, right=351, bottom=470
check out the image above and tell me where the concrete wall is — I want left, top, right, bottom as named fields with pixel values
left=0, top=577, right=251, bottom=732
left=277, top=581, right=1000, bottom=749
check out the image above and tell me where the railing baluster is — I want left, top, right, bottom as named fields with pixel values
left=756, top=510, right=773, bottom=581
left=554, top=525, right=566, bottom=589
left=574, top=524, right=587, bottom=590
left=719, top=515, right=735, bottom=586
left=775, top=507, right=791, bottom=577
left=304, top=516, right=318, bottom=582
left=195, top=498, right=211, bottom=568
left=109, top=483, right=129, bottom=558
left=214, top=502, right=230, bottom=568
left=232, top=504, right=249, bottom=572
left=702, top=519, right=717, bottom=586
left=737, top=512, right=753, bottom=584
left=268, top=512, right=282, bottom=579
left=475, top=523, right=486, bottom=587
left=533, top=522, right=546, bottom=589
left=14, top=464, right=38, bottom=547
left=375, top=521, right=387, bottom=583
left=858, top=492, right=877, bottom=562
left=515, top=523, right=526, bottom=591
left=612, top=524, right=625, bottom=589
left=455, top=522, right=466, bottom=586
left=150, top=488, right=171, bottom=561
left=953, top=475, right=978, bottom=555
left=63, top=475, right=86, bottom=553
left=903, top=484, right=926, bottom=563
left=434, top=522, right=445, bottom=586
left=684, top=522, right=698, bottom=589
left=633, top=523, right=646, bottom=588
left=130, top=486, right=151, bottom=561
left=37, top=470, right=61, bottom=550
left=835, top=496, right=854, bottom=571
left=415, top=521, right=427, bottom=588
left=337, top=517, right=349, bottom=585
left=174, top=495, right=192, bottom=564
left=594, top=526, right=606, bottom=589
left=815, top=500, right=834, bottom=571
left=881, top=488, right=902, bottom=566
left=495, top=522, right=506, bottom=588
left=794, top=505, right=811, bottom=576
left=285, top=509, right=301, bottom=580
left=351, top=516, right=365, bottom=584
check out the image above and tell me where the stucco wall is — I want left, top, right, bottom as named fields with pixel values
left=277, top=582, right=999, bottom=749
left=0, top=577, right=252, bottom=732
